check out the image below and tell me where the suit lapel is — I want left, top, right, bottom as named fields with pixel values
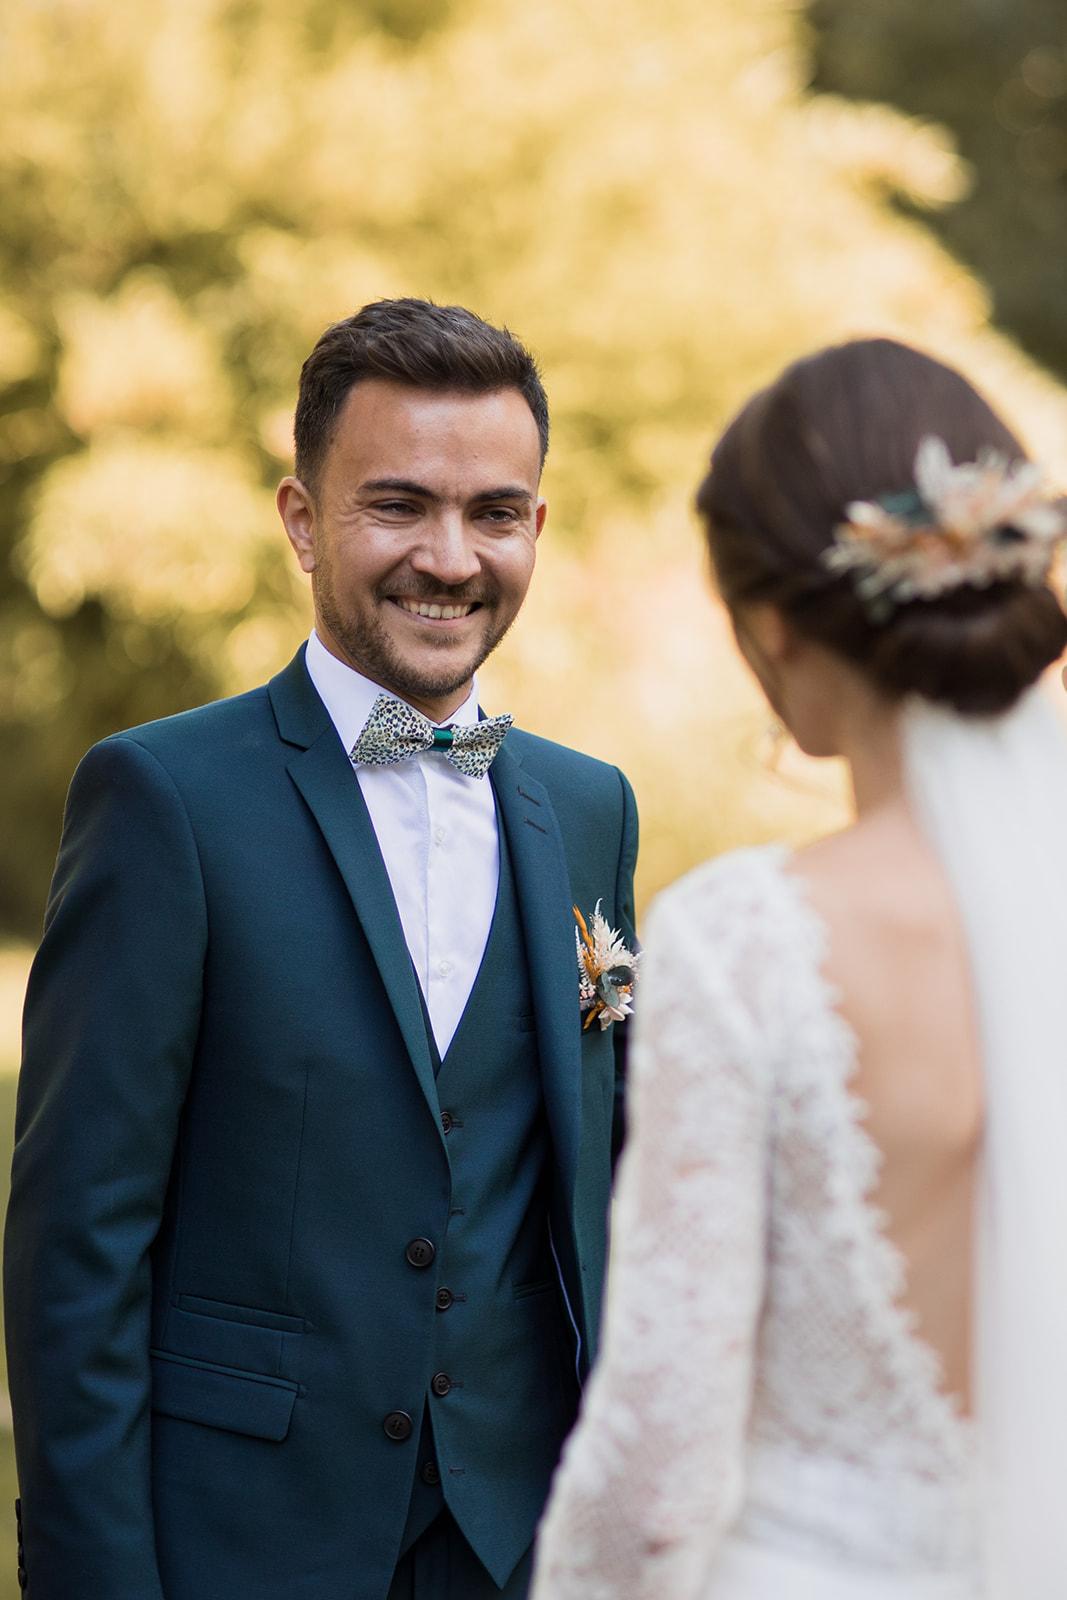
left=491, top=741, right=583, bottom=1206
left=269, top=652, right=440, bottom=1124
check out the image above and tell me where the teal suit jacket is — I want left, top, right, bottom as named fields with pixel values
left=3, top=648, right=638, bottom=1600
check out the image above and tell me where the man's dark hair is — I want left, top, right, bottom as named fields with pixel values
left=294, top=297, right=549, bottom=490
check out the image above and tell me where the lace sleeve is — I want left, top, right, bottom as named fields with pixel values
left=531, top=855, right=780, bottom=1600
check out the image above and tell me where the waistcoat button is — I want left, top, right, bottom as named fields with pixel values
left=435, top=1287, right=454, bottom=1312
left=383, top=1411, right=414, bottom=1442
left=420, top=1460, right=441, bottom=1486
left=440, top=1110, right=454, bottom=1134
left=431, top=1371, right=452, bottom=1397
left=405, top=1238, right=436, bottom=1269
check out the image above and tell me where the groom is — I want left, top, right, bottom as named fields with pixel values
left=4, top=299, right=638, bottom=1600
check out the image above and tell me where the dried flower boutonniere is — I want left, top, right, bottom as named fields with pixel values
left=574, top=902, right=640, bottom=1031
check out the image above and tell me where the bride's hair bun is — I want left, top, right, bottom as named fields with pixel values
left=697, top=338, right=1067, bottom=715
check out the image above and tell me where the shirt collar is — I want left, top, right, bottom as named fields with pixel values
left=304, top=629, right=481, bottom=754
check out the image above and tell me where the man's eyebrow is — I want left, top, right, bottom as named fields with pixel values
left=358, top=479, right=534, bottom=506
left=359, top=478, right=439, bottom=499
left=469, top=486, right=533, bottom=505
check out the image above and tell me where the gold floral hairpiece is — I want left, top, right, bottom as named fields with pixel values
left=822, top=436, right=1067, bottom=621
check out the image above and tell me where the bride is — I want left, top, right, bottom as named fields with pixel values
left=530, top=337, right=1067, bottom=1598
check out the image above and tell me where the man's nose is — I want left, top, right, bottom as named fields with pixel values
left=409, top=512, right=481, bottom=587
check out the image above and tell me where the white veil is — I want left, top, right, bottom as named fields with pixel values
left=903, top=684, right=1067, bottom=1595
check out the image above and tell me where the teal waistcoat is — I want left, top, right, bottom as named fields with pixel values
left=399, top=820, right=579, bottom=1581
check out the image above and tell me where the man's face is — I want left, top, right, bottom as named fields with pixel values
left=278, top=379, right=546, bottom=719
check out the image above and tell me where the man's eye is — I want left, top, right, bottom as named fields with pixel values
left=481, top=507, right=519, bottom=523
left=378, top=500, right=418, bottom=515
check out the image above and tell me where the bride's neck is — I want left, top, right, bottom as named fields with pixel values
left=839, top=696, right=906, bottom=820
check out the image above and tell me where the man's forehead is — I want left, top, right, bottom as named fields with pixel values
left=324, top=380, right=538, bottom=483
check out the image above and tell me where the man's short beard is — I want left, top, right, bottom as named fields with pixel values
left=313, top=566, right=516, bottom=706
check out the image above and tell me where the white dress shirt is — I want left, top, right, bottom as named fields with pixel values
left=304, top=630, right=500, bottom=1057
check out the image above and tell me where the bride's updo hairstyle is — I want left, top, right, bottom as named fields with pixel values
left=697, top=337, right=1067, bottom=715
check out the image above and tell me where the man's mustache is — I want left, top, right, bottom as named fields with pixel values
left=382, top=581, right=496, bottom=606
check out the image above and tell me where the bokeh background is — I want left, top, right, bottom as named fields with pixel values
left=2, top=0, right=1067, bottom=1586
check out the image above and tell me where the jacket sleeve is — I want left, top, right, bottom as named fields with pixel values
left=4, top=735, right=207, bottom=1600
left=610, top=768, right=639, bottom=1166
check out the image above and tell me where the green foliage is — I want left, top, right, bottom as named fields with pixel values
left=0, top=0, right=1063, bottom=931
left=808, top=0, right=1067, bottom=378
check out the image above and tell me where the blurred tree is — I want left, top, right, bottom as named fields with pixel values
left=807, top=0, right=1067, bottom=380
left=1, top=0, right=1065, bottom=933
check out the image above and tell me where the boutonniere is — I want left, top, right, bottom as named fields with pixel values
left=574, top=902, right=640, bottom=1031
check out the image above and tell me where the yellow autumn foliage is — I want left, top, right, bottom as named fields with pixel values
left=1, top=0, right=1066, bottom=920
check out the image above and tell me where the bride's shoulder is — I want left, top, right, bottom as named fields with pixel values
left=648, top=841, right=798, bottom=938
left=644, top=842, right=815, bottom=1007
left=640, top=845, right=819, bottom=1062
left=788, top=813, right=940, bottom=933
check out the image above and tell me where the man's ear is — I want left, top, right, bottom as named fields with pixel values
left=277, top=477, right=317, bottom=573
left=535, top=497, right=547, bottom=539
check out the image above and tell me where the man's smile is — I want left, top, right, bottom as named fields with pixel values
left=387, top=596, right=485, bottom=625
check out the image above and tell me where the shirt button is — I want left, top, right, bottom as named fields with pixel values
left=431, top=1372, right=453, bottom=1398
left=435, top=1287, right=454, bottom=1312
left=433, top=825, right=447, bottom=845
left=437, top=960, right=453, bottom=979
left=405, top=1238, right=436, bottom=1269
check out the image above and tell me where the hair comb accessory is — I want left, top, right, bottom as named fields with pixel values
left=822, top=435, right=1067, bottom=621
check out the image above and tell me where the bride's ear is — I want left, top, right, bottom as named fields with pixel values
left=737, top=602, right=794, bottom=664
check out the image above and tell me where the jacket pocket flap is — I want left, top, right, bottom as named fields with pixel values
left=150, top=1349, right=298, bottom=1441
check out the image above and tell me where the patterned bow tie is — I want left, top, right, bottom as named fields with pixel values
left=350, top=693, right=513, bottom=780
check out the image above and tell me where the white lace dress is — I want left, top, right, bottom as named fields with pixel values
left=531, top=846, right=980, bottom=1600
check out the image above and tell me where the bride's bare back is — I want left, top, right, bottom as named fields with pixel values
left=791, top=806, right=983, bottom=1414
